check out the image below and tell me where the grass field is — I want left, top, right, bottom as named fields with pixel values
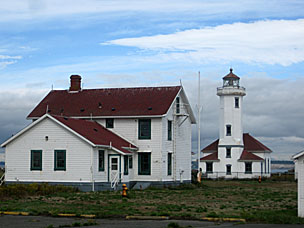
left=0, top=180, right=303, bottom=224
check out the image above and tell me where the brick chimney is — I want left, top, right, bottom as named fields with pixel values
left=69, top=75, right=81, bottom=91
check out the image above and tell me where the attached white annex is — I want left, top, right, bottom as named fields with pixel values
left=293, top=150, right=304, bottom=217
left=200, top=69, right=272, bottom=179
left=1, top=75, right=196, bottom=191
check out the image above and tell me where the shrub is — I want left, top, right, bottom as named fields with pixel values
left=0, top=183, right=78, bottom=199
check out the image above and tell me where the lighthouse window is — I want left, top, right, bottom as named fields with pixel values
left=226, top=125, right=231, bottom=136
left=226, top=148, right=231, bottom=158
left=235, top=97, right=239, bottom=108
left=226, top=165, right=232, bottom=175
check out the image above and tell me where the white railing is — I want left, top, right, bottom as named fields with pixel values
left=0, top=173, right=4, bottom=186
left=111, top=172, right=119, bottom=190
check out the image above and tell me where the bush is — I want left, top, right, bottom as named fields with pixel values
left=0, top=183, right=78, bottom=199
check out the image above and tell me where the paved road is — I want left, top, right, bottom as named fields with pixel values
left=0, top=215, right=303, bottom=228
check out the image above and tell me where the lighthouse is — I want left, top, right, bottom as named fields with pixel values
left=200, top=69, right=271, bottom=179
left=216, top=68, right=246, bottom=175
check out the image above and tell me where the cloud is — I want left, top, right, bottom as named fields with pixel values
left=0, top=55, right=22, bottom=60
left=1, top=0, right=303, bottom=23
left=0, top=55, right=22, bottom=69
left=0, top=88, right=48, bottom=144
left=103, top=19, right=304, bottom=66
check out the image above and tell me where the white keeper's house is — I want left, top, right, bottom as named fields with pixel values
left=292, top=150, right=304, bottom=217
left=1, top=75, right=196, bottom=191
left=200, top=69, right=272, bottom=179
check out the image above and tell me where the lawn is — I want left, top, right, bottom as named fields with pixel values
left=0, top=180, right=303, bottom=224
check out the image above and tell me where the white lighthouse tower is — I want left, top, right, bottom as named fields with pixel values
left=216, top=68, right=246, bottom=176
left=200, top=69, right=272, bottom=178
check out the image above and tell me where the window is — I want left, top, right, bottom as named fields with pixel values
left=168, top=120, right=172, bottom=141
left=245, top=162, right=252, bottom=174
left=226, top=147, right=231, bottom=158
left=98, top=150, right=105, bottom=171
left=176, top=97, right=180, bottom=114
left=31, top=150, right=42, bottom=171
left=167, top=153, right=172, bottom=176
left=206, top=162, right=213, bottom=173
left=226, top=165, right=232, bottom=175
left=138, top=119, right=151, bottom=139
left=235, top=97, right=239, bottom=108
left=129, top=156, right=133, bottom=169
left=106, top=118, right=114, bottom=128
left=124, top=156, right=129, bottom=175
left=54, top=150, right=66, bottom=171
left=226, top=125, right=231, bottom=136
left=138, top=153, right=151, bottom=175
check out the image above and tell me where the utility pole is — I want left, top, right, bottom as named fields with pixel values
left=197, top=71, right=202, bottom=172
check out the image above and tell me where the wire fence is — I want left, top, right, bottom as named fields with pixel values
left=192, top=170, right=296, bottom=182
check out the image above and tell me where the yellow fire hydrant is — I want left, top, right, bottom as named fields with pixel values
left=122, top=184, right=128, bottom=197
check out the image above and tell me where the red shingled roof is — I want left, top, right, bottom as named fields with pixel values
left=200, top=152, right=219, bottom=161
left=28, top=86, right=181, bottom=118
left=239, top=149, right=263, bottom=161
left=52, top=115, right=136, bottom=154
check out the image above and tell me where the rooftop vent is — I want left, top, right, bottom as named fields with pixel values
left=80, top=108, right=85, bottom=112
left=112, top=108, right=115, bottom=111
left=98, top=102, right=102, bottom=109
left=148, top=107, right=152, bottom=110
left=93, top=128, right=98, bottom=132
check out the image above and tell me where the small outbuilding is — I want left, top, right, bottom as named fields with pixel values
left=293, top=150, right=304, bottom=217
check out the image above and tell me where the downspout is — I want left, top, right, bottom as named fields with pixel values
left=91, top=147, right=95, bottom=192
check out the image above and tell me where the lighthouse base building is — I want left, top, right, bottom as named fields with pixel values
left=200, top=69, right=271, bottom=179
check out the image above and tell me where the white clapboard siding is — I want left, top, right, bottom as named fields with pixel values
left=161, top=93, right=192, bottom=182
left=5, top=118, right=92, bottom=183
left=96, top=118, right=164, bottom=182
left=299, top=156, right=304, bottom=217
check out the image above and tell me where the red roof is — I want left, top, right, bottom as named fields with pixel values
left=28, top=86, right=181, bottom=118
left=243, top=133, right=271, bottom=152
left=52, top=115, right=137, bottom=154
left=201, top=133, right=271, bottom=153
left=239, top=149, right=263, bottom=161
left=201, top=139, right=219, bottom=153
left=201, top=133, right=271, bottom=161
left=200, top=152, right=219, bottom=161
left=223, top=68, right=240, bottom=79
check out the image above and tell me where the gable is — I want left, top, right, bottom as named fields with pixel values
left=2, top=114, right=137, bottom=155
left=28, top=86, right=182, bottom=119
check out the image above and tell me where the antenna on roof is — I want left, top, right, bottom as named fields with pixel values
left=46, top=104, right=49, bottom=114
left=180, top=79, right=182, bottom=86
left=51, top=84, right=53, bottom=90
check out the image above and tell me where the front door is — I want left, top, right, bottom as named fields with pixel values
left=109, top=155, right=120, bottom=183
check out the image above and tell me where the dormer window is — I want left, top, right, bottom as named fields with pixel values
left=106, top=118, right=114, bottom=128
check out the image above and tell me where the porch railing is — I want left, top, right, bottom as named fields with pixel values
left=0, top=173, right=4, bottom=186
left=111, top=172, right=119, bottom=190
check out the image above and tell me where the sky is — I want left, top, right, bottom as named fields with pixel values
left=0, top=0, right=304, bottom=160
